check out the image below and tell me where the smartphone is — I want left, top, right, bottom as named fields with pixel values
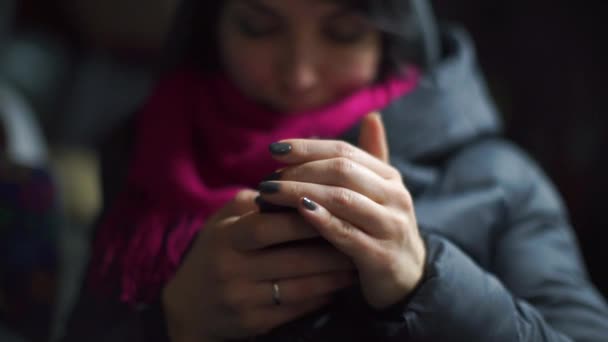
left=255, top=196, right=297, bottom=214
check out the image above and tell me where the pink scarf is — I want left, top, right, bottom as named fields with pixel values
left=89, top=67, right=420, bottom=305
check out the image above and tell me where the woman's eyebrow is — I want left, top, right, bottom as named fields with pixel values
left=324, top=8, right=360, bottom=21
left=314, top=0, right=350, bottom=4
left=312, top=0, right=360, bottom=20
left=232, top=0, right=358, bottom=22
left=232, top=0, right=281, bottom=19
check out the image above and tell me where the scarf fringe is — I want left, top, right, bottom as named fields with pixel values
left=88, top=192, right=204, bottom=305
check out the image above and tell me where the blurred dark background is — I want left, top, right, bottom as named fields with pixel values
left=0, top=0, right=606, bottom=341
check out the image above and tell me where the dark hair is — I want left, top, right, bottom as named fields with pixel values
left=164, top=0, right=426, bottom=78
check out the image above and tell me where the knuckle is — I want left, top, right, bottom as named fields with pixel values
left=288, top=181, right=303, bottom=196
left=332, top=157, right=355, bottom=176
left=380, top=184, right=398, bottom=204
left=296, top=140, right=310, bottom=155
left=333, top=216, right=355, bottom=241
left=331, top=188, right=355, bottom=208
left=388, top=167, right=402, bottom=180
left=335, top=141, right=355, bottom=158
left=397, top=190, right=414, bottom=210
left=388, top=214, right=408, bottom=241
left=385, top=185, right=412, bottom=208
left=391, top=211, right=418, bottom=242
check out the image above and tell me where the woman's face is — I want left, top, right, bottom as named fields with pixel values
left=219, top=0, right=382, bottom=113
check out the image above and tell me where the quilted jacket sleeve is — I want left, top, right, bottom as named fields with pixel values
left=369, top=145, right=608, bottom=341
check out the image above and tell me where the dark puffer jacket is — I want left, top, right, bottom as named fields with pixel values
left=62, top=27, right=608, bottom=342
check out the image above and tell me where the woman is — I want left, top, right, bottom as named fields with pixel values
left=63, top=0, right=608, bottom=341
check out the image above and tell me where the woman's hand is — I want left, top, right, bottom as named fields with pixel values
left=259, top=114, right=427, bottom=309
left=162, top=190, right=356, bottom=342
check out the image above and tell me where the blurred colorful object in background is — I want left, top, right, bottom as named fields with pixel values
left=0, top=159, right=58, bottom=342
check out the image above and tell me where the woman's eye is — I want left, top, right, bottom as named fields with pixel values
left=237, top=17, right=279, bottom=38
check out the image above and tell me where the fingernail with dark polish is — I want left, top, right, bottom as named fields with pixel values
left=258, top=181, right=281, bottom=194
left=302, top=197, right=318, bottom=211
left=269, top=142, right=292, bottom=156
left=263, top=171, right=282, bottom=182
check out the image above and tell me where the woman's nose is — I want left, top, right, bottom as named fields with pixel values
left=279, top=40, right=320, bottom=94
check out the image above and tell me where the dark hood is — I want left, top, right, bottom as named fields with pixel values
left=344, top=26, right=502, bottom=162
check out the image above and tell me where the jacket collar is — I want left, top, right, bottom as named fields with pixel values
left=343, top=26, right=502, bottom=162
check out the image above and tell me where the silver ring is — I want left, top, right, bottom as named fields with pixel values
left=272, top=281, right=281, bottom=306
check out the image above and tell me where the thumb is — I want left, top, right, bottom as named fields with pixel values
left=213, top=189, right=259, bottom=220
left=358, top=112, right=389, bottom=163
